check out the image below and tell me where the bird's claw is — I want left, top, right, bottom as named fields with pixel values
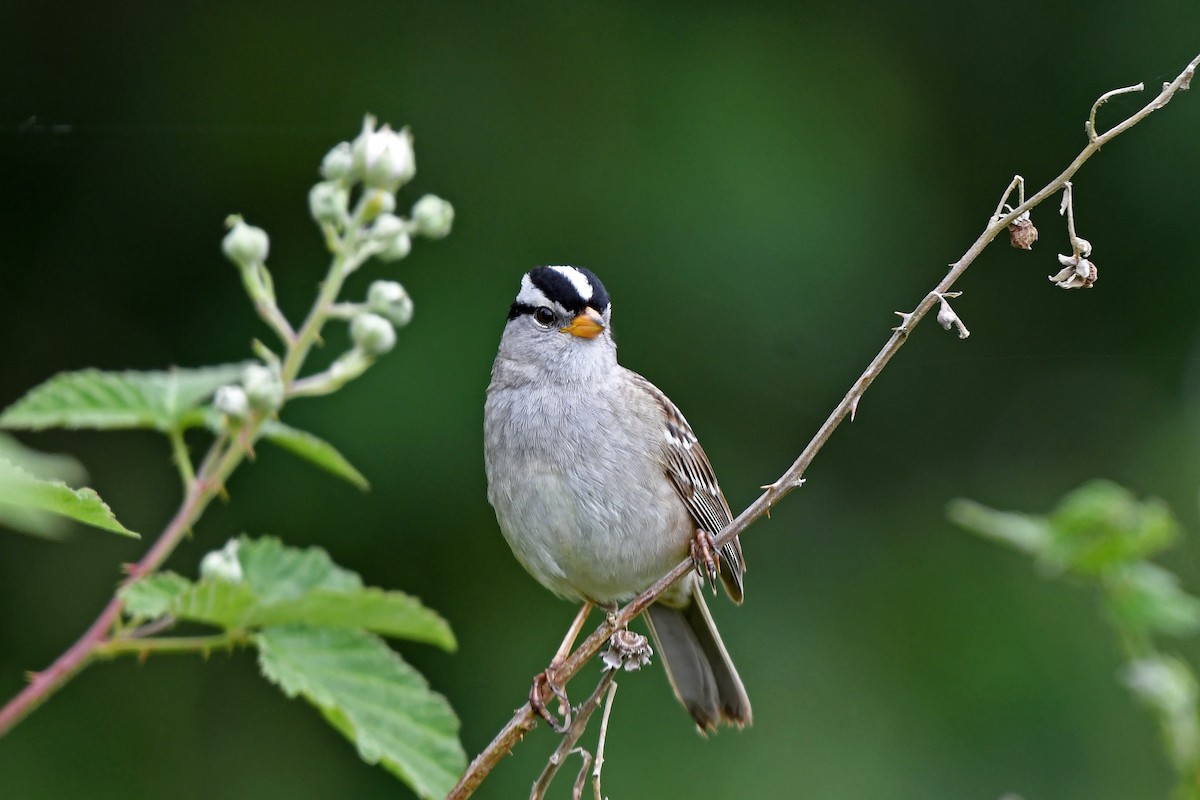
left=530, top=668, right=572, bottom=733
left=690, top=529, right=720, bottom=592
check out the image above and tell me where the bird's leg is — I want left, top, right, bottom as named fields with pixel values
left=690, top=528, right=720, bottom=592
left=531, top=600, right=593, bottom=733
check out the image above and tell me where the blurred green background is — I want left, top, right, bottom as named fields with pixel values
left=2, top=2, right=1199, bottom=798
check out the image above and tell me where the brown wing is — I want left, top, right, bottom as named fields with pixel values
left=628, top=371, right=746, bottom=603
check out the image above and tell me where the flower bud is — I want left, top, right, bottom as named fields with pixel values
left=200, top=539, right=244, bottom=583
left=360, top=189, right=396, bottom=222
left=410, top=194, right=455, bottom=239
left=320, top=141, right=354, bottom=181
left=214, top=385, right=250, bottom=420
left=367, top=280, right=414, bottom=327
left=353, top=117, right=416, bottom=191
left=242, top=363, right=284, bottom=412
left=370, top=214, right=412, bottom=262
left=222, top=216, right=269, bottom=268
left=350, top=312, right=397, bottom=356
left=309, top=181, right=349, bottom=225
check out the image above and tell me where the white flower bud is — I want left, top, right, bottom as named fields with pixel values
left=241, top=363, right=284, bottom=412
left=410, top=194, right=454, bottom=239
left=222, top=216, right=269, bottom=268
left=353, top=117, right=416, bottom=191
left=350, top=312, right=397, bottom=356
left=360, top=189, right=396, bottom=222
left=367, top=280, right=414, bottom=327
left=309, top=181, right=349, bottom=225
left=320, top=141, right=354, bottom=181
left=200, top=539, right=243, bottom=583
left=214, top=385, right=250, bottom=419
left=370, top=214, right=412, bottom=262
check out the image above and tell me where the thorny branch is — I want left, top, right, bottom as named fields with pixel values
left=447, top=51, right=1200, bottom=799
left=530, top=672, right=615, bottom=800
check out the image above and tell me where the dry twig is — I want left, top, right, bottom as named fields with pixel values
left=447, top=51, right=1200, bottom=800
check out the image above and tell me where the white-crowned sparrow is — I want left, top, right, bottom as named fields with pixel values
left=484, top=265, right=751, bottom=731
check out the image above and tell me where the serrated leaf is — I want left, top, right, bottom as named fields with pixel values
left=120, top=572, right=193, bottom=618
left=0, top=458, right=138, bottom=538
left=260, top=421, right=370, bottom=491
left=0, top=363, right=248, bottom=432
left=256, top=625, right=465, bottom=800
left=236, top=536, right=361, bottom=602
left=169, top=579, right=259, bottom=629
left=247, top=588, right=455, bottom=650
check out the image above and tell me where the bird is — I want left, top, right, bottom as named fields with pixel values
left=483, top=264, right=751, bottom=731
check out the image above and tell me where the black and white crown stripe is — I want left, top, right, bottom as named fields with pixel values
left=508, top=265, right=612, bottom=320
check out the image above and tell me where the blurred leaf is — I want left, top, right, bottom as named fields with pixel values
left=947, top=498, right=1053, bottom=557
left=0, top=432, right=87, bottom=485
left=0, top=457, right=138, bottom=538
left=0, top=363, right=248, bottom=432
left=120, top=572, right=192, bottom=618
left=1124, top=655, right=1200, bottom=772
left=256, top=625, right=466, bottom=800
left=260, top=420, right=370, bottom=491
left=951, top=482, right=1182, bottom=576
left=1108, top=563, right=1200, bottom=639
left=1048, top=481, right=1180, bottom=574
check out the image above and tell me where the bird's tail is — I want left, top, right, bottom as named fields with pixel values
left=644, top=583, right=751, bottom=732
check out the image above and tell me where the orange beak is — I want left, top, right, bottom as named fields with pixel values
left=560, top=307, right=605, bottom=339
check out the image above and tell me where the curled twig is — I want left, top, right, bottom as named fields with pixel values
left=530, top=671, right=617, bottom=800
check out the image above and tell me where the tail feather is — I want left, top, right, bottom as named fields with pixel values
left=644, top=584, right=751, bottom=731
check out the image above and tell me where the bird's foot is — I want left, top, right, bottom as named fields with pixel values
left=690, top=528, right=720, bottom=592
left=530, top=665, right=572, bottom=733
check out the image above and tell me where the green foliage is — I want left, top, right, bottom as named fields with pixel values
left=258, top=625, right=464, bottom=800
left=259, top=421, right=370, bottom=490
left=0, top=116, right=462, bottom=798
left=116, top=537, right=462, bottom=798
left=0, top=456, right=137, bottom=539
left=0, top=364, right=247, bottom=432
left=948, top=480, right=1180, bottom=577
left=951, top=481, right=1200, bottom=798
left=121, top=537, right=455, bottom=648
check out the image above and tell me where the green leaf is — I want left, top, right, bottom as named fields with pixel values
left=0, top=363, right=248, bottom=432
left=1108, top=563, right=1200, bottom=638
left=257, top=625, right=466, bottom=800
left=236, top=536, right=362, bottom=601
left=168, top=579, right=260, bottom=629
left=120, top=572, right=192, bottom=618
left=260, top=421, right=370, bottom=491
left=1048, top=481, right=1180, bottom=574
left=246, top=588, right=455, bottom=649
left=1124, top=655, right=1200, bottom=770
left=947, top=498, right=1053, bottom=558
left=950, top=482, right=1183, bottom=577
left=119, top=538, right=455, bottom=649
left=0, top=433, right=87, bottom=485
left=0, top=458, right=138, bottom=538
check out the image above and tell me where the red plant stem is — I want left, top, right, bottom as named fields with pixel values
left=0, top=449, right=242, bottom=737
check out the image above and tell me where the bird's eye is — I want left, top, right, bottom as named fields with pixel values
left=533, top=307, right=555, bottom=326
